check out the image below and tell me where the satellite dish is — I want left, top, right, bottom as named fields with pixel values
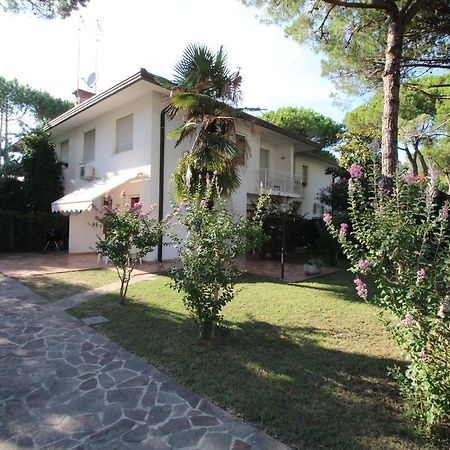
left=85, top=72, right=97, bottom=88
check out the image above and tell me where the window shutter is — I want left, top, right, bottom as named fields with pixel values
left=83, top=130, right=95, bottom=163
left=116, top=114, right=133, bottom=153
left=60, top=140, right=69, bottom=165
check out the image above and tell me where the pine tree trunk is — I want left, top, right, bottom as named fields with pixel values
left=381, top=18, right=403, bottom=178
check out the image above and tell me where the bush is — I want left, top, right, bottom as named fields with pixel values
left=93, top=192, right=165, bottom=304
left=324, top=166, right=450, bottom=435
left=169, top=177, right=266, bottom=341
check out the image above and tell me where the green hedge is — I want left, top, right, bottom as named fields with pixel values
left=0, top=209, right=69, bottom=252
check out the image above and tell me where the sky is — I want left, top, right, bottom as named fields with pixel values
left=0, top=0, right=353, bottom=123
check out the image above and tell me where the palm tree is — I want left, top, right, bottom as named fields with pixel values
left=165, top=43, right=249, bottom=198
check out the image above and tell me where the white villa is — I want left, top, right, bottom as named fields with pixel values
left=48, top=69, right=335, bottom=261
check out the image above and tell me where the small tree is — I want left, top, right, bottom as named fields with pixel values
left=169, top=176, right=266, bottom=341
left=324, top=166, right=450, bottom=435
left=93, top=193, right=164, bottom=304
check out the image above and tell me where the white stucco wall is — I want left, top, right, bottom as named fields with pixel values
left=50, top=84, right=334, bottom=259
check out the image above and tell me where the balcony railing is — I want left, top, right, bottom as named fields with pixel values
left=257, top=168, right=303, bottom=197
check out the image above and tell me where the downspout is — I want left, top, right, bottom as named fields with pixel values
left=157, top=107, right=167, bottom=262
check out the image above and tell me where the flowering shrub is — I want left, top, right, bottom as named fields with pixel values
left=324, top=165, right=450, bottom=435
left=93, top=192, right=164, bottom=304
left=169, top=177, right=266, bottom=341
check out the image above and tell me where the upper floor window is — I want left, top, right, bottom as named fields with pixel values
left=83, top=129, right=95, bottom=163
left=235, top=134, right=247, bottom=166
left=116, top=114, right=133, bottom=153
left=59, top=140, right=69, bottom=167
left=260, top=148, right=269, bottom=171
left=302, top=165, right=308, bottom=186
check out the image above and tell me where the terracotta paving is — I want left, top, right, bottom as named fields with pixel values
left=239, top=256, right=340, bottom=282
left=0, top=253, right=340, bottom=282
left=0, top=253, right=169, bottom=278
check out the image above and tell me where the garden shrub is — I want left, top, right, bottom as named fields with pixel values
left=324, top=165, right=450, bottom=435
left=169, top=176, right=266, bottom=341
left=93, top=192, right=165, bottom=304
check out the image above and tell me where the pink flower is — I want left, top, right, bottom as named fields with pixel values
left=120, top=190, right=126, bottom=198
left=323, top=213, right=332, bottom=225
left=357, top=259, right=371, bottom=271
left=349, top=164, right=363, bottom=178
left=416, top=268, right=425, bottom=285
left=404, top=174, right=418, bottom=184
left=104, top=193, right=113, bottom=202
left=133, top=201, right=143, bottom=210
left=354, top=277, right=368, bottom=299
left=339, top=223, right=349, bottom=237
left=442, top=207, right=449, bottom=220
left=200, top=199, right=207, bottom=208
left=149, top=203, right=157, bottom=211
left=399, top=313, right=414, bottom=327
left=102, top=205, right=112, bottom=215
left=348, top=178, right=355, bottom=192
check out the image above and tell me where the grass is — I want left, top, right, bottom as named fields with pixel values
left=16, top=268, right=119, bottom=302
left=69, top=272, right=449, bottom=450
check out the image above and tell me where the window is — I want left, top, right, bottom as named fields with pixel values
left=116, top=114, right=133, bottom=153
left=83, top=129, right=95, bottom=163
left=235, top=134, right=247, bottom=165
left=259, top=148, right=269, bottom=170
left=59, top=140, right=69, bottom=167
left=302, top=165, right=308, bottom=186
left=130, top=196, right=140, bottom=207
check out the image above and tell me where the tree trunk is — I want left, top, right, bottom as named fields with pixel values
left=381, top=17, right=403, bottom=178
left=416, top=150, right=428, bottom=176
left=403, top=146, right=418, bottom=175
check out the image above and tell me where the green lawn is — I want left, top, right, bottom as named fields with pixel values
left=69, top=272, right=449, bottom=450
left=17, top=268, right=119, bottom=302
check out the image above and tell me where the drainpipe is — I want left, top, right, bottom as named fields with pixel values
left=157, top=107, right=167, bottom=262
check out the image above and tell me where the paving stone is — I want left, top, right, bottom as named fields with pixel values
left=79, top=377, right=97, bottom=390
left=122, top=424, right=149, bottom=442
left=168, top=427, right=207, bottom=448
left=157, top=417, right=191, bottom=436
left=190, top=415, right=220, bottom=427
left=232, top=440, right=252, bottom=450
left=0, top=275, right=290, bottom=450
left=146, top=405, right=172, bottom=426
left=201, top=432, right=233, bottom=449
left=106, top=388, right=143, bottom=409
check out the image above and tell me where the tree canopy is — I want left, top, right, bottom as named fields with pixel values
left=1, top=0, right=89, bottom=18
left=262, top=106, right=343, bottom=149
left=0, top=76, right=73, bottom=164
left=243, top=0, right=450, bottom=178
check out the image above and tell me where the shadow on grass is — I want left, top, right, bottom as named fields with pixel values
left=69, top=292, right=449, bottom=450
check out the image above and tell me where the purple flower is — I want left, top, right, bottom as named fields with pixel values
left=416, top=268, right=426, bottom=285
left=354, top=277, right=368, bottom=299
left=442, top=207, right=449, bottom=220
left=102, top=205, right=112, bottom=215
left=133, top=201, right=143, bottom=210
left=349, top=164, right=363, bottom=178
left=104, top=193, right=113, bottom=202
left=400, top=313, right=414, bottom=327
left=149, top=203, right=157, bottom=211
left=120, top=190, right=126, bottom=198
left=357, top=259, right=371, bottom=271
left=339, top=223, right=349, bottom=237
left=323, top=213, right=332, bottom=225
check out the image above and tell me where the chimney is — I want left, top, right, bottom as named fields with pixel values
left=72, top=89, right=95, bottom=104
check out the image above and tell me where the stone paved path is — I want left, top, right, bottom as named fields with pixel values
left=0, top=275, right=290, bottom=450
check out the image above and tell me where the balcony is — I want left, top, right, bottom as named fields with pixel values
left=257, top=168, right=303, bottom=198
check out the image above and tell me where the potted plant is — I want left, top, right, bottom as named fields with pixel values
left=304, top=258, right=324, bottom=275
